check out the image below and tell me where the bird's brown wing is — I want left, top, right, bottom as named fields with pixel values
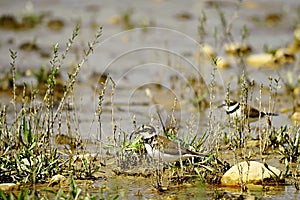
left=244, top=106, right=265, bottom=118
left=155, top=135, right=197, bottom=155
left=247, top=108, right=265, bottom=118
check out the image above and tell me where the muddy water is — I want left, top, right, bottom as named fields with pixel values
left=0, top=0, right=299, bottom=199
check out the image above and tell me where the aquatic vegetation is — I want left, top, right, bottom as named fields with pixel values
left=0, top=25, right=103, bottom=198
left=0, top=0, right=299, bottom=199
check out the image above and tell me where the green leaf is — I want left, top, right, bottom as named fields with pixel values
left=22, top=117, right=35, bottom=148
left=113, top=195, right=120, bottom=200
left=0, top=190, right=8, bottom=200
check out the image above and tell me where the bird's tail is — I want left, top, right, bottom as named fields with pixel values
left=265, top=112, right=278, bottom=116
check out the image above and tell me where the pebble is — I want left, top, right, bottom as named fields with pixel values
left=215, top=56, right=230, bottom=70
left=0, top=183, right=18, bottom=191
left=291, top=112, right=300, bottom=123
left=221, top=161, right=283, bottom=186
left=202, top=44, right=215, bottom=58
left=225, top=43, right=252, bottom=56
left=48, top=174, right=67, bottom=187
left=246, top=53, right=274, bottom=68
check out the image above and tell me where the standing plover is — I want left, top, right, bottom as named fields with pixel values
left=130, top=124, right=206, bottom=162
left=219, top=100, right=278, bottom=123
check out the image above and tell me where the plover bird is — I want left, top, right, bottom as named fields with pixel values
left=130, top=124, right=206, bottom=162
left=219, top=100, right=278, bottom=123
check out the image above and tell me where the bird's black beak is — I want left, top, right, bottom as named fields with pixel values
left=218, top=103, right=225, bottom=108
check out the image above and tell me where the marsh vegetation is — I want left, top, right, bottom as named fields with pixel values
left=0, top=0, right=299, bottom=199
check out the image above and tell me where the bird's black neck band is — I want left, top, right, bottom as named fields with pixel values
left=226, top=102, right=240, bottom=114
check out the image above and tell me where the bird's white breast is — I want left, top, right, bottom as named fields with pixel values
left=144, top=143, right=193, bottom=162
left=228, top=105, right=242, bottom=119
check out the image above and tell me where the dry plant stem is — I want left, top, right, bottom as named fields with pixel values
left=208, top=67, right=216, bottom=136
left=259, top=83, right=264, bottom=155
left=240, top=71, right=249, bottom=146
left=97, top=74, right=110, bottom=142
left=170, top=97, right=177, bottom=128
left=66, top=103, right=71, bottom=136
left=88, top=73, right=107, bottom=143
left=237, top=26, right=249, bottom=76
left=233, top=148, right=244, bottom=188
left=29, top=87, right=38, bottom=137
left=50, top=26, right=103, bottom=129
left=178, top=140, right=184, bottom=176
left=22, top=84, right=27, bottom=110
left=214, top=1, right=239, bottom=44
left=268, top=77, right=278, bottom=119
left=225, top=83, right=234, bottom=147
left=45, top=43, right=60, bottom=142
left=109, top=77, right=116, bottom=146
left=207, top=66, right=217, bottom=153
left=9, top=49, right=17, bottom=121
left=71, top=96, right=80, bottom=138
left=198, top=11, right=206, bottom=43
left=145, top=88, right=166, bottom=129
left=58, top=109, right=62, bottom=134
left=0, top=106, right=9, bottom=146
left=225, top=82, right=230, bottom=102
left=238, top=55, right=247, bottom=84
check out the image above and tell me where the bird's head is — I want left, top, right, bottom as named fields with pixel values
left=218, top=99, right=238, bottom=112
left=129, top=124, right=157, bottom=140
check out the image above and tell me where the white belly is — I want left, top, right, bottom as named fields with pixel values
left=228, top=107, right=242, bottom=119
left=228, top=107, right=259, bottom=123
left=144, top=144, right=190, bottom=162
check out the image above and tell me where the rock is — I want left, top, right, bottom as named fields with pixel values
left=109, top=15, right=121, bottom=25
left=215, top=56, right=230, bottom=70
left=47, top=19, right=64, bottom=31
left=221, top=161, right=283, bottom=186
left=287, top=41, right=300, bottom=54
left=166, top=194, right=179, bottom=200
left=246, top=53, right=274, bottom=68
left=0, top=183, right=18, bottom=191
left=274, top=48, right=295, bottom=64
left=72, top=153, right=99, bottom=162
left=55, top=134, right=82, bottom=150
left=247, top=49, right=294, bottom=69
left=245, top=140, right=259, bottom=148
left=202, top=44, right=215, bottom=58
left=291, top=112, right=300, bottom=123
left=294, top=87, right=300, bottom=96
left=279, top=107, right=293, bottom=114
left=92, top=171, right=106, bottom=179
left=48, top=174, right=67, bottom=187
left=195, top=44, right=215, bottom=62
left=294, top=26, right=300, bottom=42
left=225, top=43, right=252, bottom=56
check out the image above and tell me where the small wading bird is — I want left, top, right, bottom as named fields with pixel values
left=130, top=124, right=207, bottom=162
left=218, top=100, right=278, bottom=123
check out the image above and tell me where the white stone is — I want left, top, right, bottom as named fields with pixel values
left=48, top=174, right=66, bottom=187
left=221, top=161, right=282, bottom=186
left=246, top=53, right=273, bottom=68
left=0, top=183, right=18, bottom=191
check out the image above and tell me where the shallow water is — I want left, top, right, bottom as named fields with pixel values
left=0, top=0, right=299, bottom=199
